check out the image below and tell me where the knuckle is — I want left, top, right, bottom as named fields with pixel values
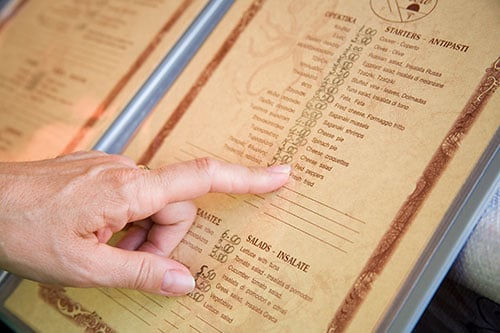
left=104, top=171, right=130, bottom=201
left=194, top=157, right=218, bottom=176
left=194, top=157, right=219, bottom=192
left=132, top=257, right=153, bottom=290
left=109, top=153, right=136, bottom=167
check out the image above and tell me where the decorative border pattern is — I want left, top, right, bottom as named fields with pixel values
left=61, top=0, right=194, bottom=154
left=329, top=56, right=500, bottom=332
left=39, top=285, right=115, bottom=333
left=0, top=0, right=194, bottom=155
left=138, top=0, right=266, bottom=164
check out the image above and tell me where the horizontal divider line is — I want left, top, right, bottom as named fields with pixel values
left=270, top=203, right=354, bottom=243
left=264, top=212, right=347, bottom=253
left=277, top=194, right=359, bottom=234
left=283, top=186, right=366, bottom=224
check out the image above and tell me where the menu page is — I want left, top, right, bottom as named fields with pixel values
left=5, top=0, right=500, bottom=332
left=0, top=0, right=203, bottom=161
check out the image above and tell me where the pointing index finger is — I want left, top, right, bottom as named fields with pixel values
left=128, top=158, right=290, bottom=219
left=162, top=157, right=290, bottom=200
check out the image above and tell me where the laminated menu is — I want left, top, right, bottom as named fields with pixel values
left=0, top=0, right=205, bottom=161
left=3, top=0, right=499, bottom=332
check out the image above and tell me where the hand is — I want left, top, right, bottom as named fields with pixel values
left=0, top=151, right=290, bottom=296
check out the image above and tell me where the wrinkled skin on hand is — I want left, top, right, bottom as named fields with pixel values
left=0, top=151, right=290, bottom=296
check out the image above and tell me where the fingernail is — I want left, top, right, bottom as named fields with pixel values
left=162, top=270, right=195, bottom=295
left=266, top=164, right=291, bottom=174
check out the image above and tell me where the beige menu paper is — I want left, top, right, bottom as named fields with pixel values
left=4, top=0, right=500, bottom=332
left=0, top=0, right=204, bottom=161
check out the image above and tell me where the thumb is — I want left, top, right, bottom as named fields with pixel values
left=90, top=245, right=195, bottom=296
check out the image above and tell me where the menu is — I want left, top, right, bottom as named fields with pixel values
left=3, top=0, right=500, bottom=332
left=0, top=0, right=205, bottom=161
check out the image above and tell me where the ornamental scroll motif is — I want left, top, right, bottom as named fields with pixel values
left=329, top=55, right=500, bottom=332
left=38, top=285, right=115, bottom=333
